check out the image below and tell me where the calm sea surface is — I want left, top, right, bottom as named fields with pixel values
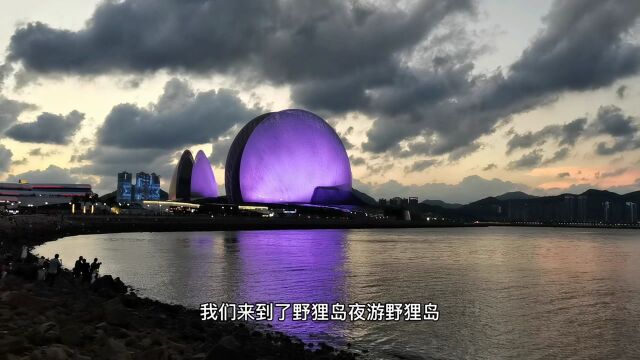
left=36, top=227, right=640, bottom=359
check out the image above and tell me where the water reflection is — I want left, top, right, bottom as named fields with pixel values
left=227, top=230, right=348, bottom=342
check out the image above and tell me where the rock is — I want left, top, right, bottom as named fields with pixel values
left=38, top=321, right=60, bottom=343
left=90, top=275, right=127, bottom=297
left=59, top=325, right=83, bottom=346
left=1, top=291, right=56, bottom=311
left=206, top=335, right=241, bottom=360
left=103, top=298, right=131, bottom=328
left=0, top=335, right=28, bottom=354
left=29, top=344, right=76, bottom=360
left=0, top=274, right=23, bottom=290
left=102, top=338, right=131, bottom=360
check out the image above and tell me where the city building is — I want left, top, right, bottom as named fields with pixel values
left=626, top=202, right=638, bottom=224
left=0, top=182, right=92, bottom=207
left=378, top=198, right=387, bottom=206
left=169, top=150, right=218, bottom=201
left=117, top=172, right=132, bottom=203
left=225, top=109, right=352, bottom=204
left=149, top=173, right=161, bottom=200
left=409, top=197, right=419, bottom=206
left=134, top=172, right=151, bottom=201
left=117, top=171, right=161, bottom=203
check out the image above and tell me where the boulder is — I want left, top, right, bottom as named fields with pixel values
left=206, top=335, right=241, bottom=360
left=0, top=335, right=28, bottom=354
left=1, top=291, right=56, bottom=311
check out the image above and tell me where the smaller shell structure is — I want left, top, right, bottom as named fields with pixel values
left=191, top=150, right=219, bottom=198
left=169, top=150, right=218, bottom=201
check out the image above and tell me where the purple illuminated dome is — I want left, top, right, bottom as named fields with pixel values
left=169, top=150, right=218, bottom=201
left=191, top=150, right=219, bottom=198
left=225, top=109, right=352, bottom=204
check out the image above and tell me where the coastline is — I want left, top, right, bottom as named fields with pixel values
left=0, top=215, right=362, bottom=359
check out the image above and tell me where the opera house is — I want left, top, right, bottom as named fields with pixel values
left=169, top=109, right=354, bottom=206
left=169, top=150, right=219, bottom=201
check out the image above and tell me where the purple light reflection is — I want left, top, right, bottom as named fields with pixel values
left=234, top=230, right=349, bottom=343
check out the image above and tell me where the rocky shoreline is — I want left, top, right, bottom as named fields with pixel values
left=0, top=216, right=360, bottom=360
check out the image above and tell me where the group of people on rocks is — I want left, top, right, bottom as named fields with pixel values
left=72, top=256, right=101, bottom=284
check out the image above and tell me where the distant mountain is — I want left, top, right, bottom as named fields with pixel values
left=495, top=191, right=537, bottom=201
left=421, top=199, right=463, bottom=209
left=352, top=188, right=378, bottom=206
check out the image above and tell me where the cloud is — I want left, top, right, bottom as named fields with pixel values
left=598, top=167, right=628, bottom=178
left=6, top=0, right=640, bottom=163
left=590, top=105, right=640, bottom=155
left=27, top=148, right=59, bottom=157
left=506, top=118, right=587, bottom=154
left=404, top=159, right=440, bottom=173
left=7, top=165, right=78, bottom=183
left=557, top=172, right=570, bottom=178
left=354, top=175, right=531, bottom=204
left=507, top=149, right=543, bottom=170
left=363, top=0, right=640, bottom=156
left=616, top=85, right=627, bottom=99
left=482, top=163, right=497, bottom=171
left=97, top=78, right=260, bottom=149
left=12, top=158, right=28, bottom=166
left=542, top=147, right=570, bottom=164
left=349, top=155, right=365, bottom=166
left=0, top=95, right=36, bottom=133
left=5, top=111, right=84, bottom=144
left=0, top=144, right=12, bottom=173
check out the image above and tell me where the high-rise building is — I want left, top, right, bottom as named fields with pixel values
left=378, top=198, right=387, bottom=206
left=409, top=197, right=419, bottom=207
left=626, top=202, right=638, bottom=224
left=149, top=173, right=161, bottom=200
left=603, top=201, right=611, bottom=223
left=134, top=172, right=151, bottom=201
left=117, top=172, right=132, bottom=203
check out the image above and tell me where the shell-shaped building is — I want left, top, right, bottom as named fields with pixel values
left=191, top=150, right=219, bottom=198
left=225, top=109, right=352, bottom=204
left=169, top=150, right=218, bottom=201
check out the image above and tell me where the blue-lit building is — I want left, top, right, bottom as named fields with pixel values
left=149, top=173, right=160, bottom=200
left=117, top=172, right=132, bottom=203
left=134, top=172, right=150, bottom=201
left=118, top=171, right=161, bottom=203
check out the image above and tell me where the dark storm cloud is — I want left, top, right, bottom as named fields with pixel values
left=362, top=0, right=640, bottom=155
left=506, top=118, right=587, bottom=154
left=0, top=145, right=12, bottom=173
left=8, top=0, right=472, bottom=80
left=7, top=0, right=640, bottom=161
left=590, top=105, right=638, bottom=137
left=507, top=149, right=543, bottom=170
left=5, top=111, right=84, bottom=144
left=616, top=85, right=627, bottom=99
left=590, top=105, right=640, bottom=155
left=97, top=78, right=260, bottom=149
left=404, top=159, right=440, bottom=173
left=0, top=95, right=36, bottom=133
left=74, top=146, right=176, bottom=180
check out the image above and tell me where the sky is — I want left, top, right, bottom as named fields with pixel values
left=0, top=0, right=639, bottom=204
